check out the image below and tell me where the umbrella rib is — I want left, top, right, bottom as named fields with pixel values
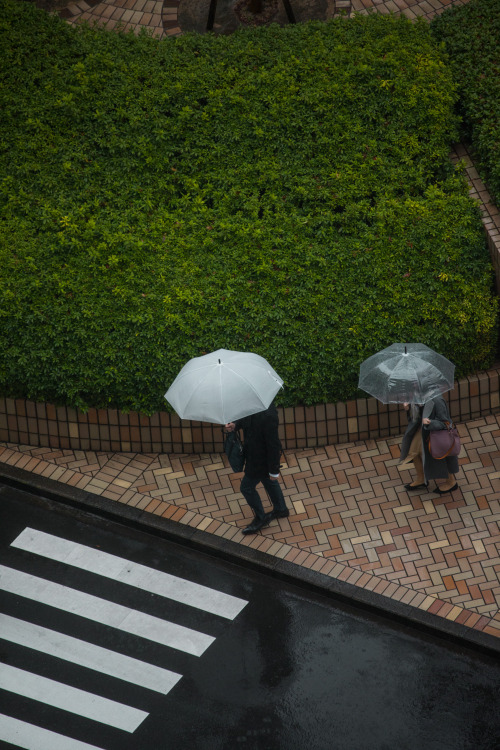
left=388, top=357, right=451, bottom=402
left=221, top=364, right=281, bottom=423
left=180, top=366, right=221, bottom=420
left=225, top=365, right=280, bottom=397
left=218, top=364, right=226, bottom=425
left=169, top=362, right=216, bottom=384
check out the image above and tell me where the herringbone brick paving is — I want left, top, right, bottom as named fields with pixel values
left=2, top=412, right=500, bottom=639
left=56, top=0, right=471, bottom=39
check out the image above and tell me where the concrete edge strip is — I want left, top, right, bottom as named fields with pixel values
left=1, top=461, right=499, bottom=658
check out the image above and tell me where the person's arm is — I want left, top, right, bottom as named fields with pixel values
left=403, top=402, right=412, bottom=424
left=225, top=416, right=246, bottom=432
left=425, top=398, right=450, bottom=431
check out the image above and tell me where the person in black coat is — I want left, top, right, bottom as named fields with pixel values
left=225, top=403, right=289, bottom=534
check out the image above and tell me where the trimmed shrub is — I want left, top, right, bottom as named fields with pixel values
left=432, top=0, right=500, bottom=206
left=0, top=1, right=497, bottom=413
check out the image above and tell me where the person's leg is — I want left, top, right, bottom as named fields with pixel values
left=435, top=472, right=458, bottom=493
left=404, top=453, right=426, bottom=489
left=261, top=476, right=288, bottom=517
left=240, top=474, right=266, bottom=519
left=399, top=429, right=421, bottom=470
left=412, top=454, right=426, bottom=485
left=240, top=474, right=273, bottom=534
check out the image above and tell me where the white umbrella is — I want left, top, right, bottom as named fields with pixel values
left=164, top=348, right=283, bottom=424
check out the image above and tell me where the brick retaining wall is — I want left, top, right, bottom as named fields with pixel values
left=1, top=366, right=499, bottom=454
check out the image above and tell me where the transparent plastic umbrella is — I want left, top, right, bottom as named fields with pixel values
left=164, top=349, right=283, bottom=424
left=358, top=343, right=455, bottom=404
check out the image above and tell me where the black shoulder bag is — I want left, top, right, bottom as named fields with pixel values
left=223, top=428, right=245, bottom=473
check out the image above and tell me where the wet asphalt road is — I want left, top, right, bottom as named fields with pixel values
left=0, top=483, right=499, bottom=750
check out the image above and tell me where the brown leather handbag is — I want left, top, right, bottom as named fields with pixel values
left=428, top=422, right=461, bottom=459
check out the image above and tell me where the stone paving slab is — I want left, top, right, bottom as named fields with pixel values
left=2, top=411, right=500, bottom=651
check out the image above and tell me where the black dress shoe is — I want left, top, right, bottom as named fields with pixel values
left=271, top=508, right=290, bottom=519
left=433, top=483, right=458, bottom=495
left=242, top=514, right=272, bottom=535
left=404, top=482, right=428, bottom=490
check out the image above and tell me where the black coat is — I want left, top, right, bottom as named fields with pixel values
left=235, top=405, right=282, bottom=479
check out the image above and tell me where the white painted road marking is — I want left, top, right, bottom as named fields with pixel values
left=1, top=525, right=250, bottom=745
left=0, top=714, right=106, bottom=750
left=0, top=614, right=181, bottom=694
left=0, top=565, right=215, bottom=656
left=0, top=664, right=148, bottom=732
left=11, top=528, right=248, bottom=619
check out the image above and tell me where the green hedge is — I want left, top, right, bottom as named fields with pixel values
left=0, top=1, right=497, bottom=414
left=432, top=0, right=500, bottom=206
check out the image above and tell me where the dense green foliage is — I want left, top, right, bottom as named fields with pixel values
left=0, top=0, right=497, bottom=413
left=432, top=0, right=500, bottom=206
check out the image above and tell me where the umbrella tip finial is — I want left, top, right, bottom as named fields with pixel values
left=218, top=359, right=221, bottom=364
left=404, top=345, right=407, bottom=355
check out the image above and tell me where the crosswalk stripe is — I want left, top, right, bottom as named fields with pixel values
left=0, top=714, right=106, bottom=750
left=0, top=665, right=148, bottom=732
left=0, top=614, right=181, bottom=695
left=11, top=528, right=247, bottom=620
left=0, top=565, right=215, bottom=656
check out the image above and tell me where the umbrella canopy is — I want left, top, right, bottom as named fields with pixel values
left=358, top=343, right=455, bottom=404
left=164, top=349, right=283, bottom=424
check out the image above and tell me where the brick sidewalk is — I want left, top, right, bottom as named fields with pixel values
left=2, top=411, right=499, bottom=642
left=58, top=0, right=471, bottom=39
left=350, top=0, right=470, bottom=21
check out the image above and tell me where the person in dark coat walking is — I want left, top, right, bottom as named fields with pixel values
left=399, top=396, right=459, bottom=494
left=225, top=403, right=289, bottom=534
